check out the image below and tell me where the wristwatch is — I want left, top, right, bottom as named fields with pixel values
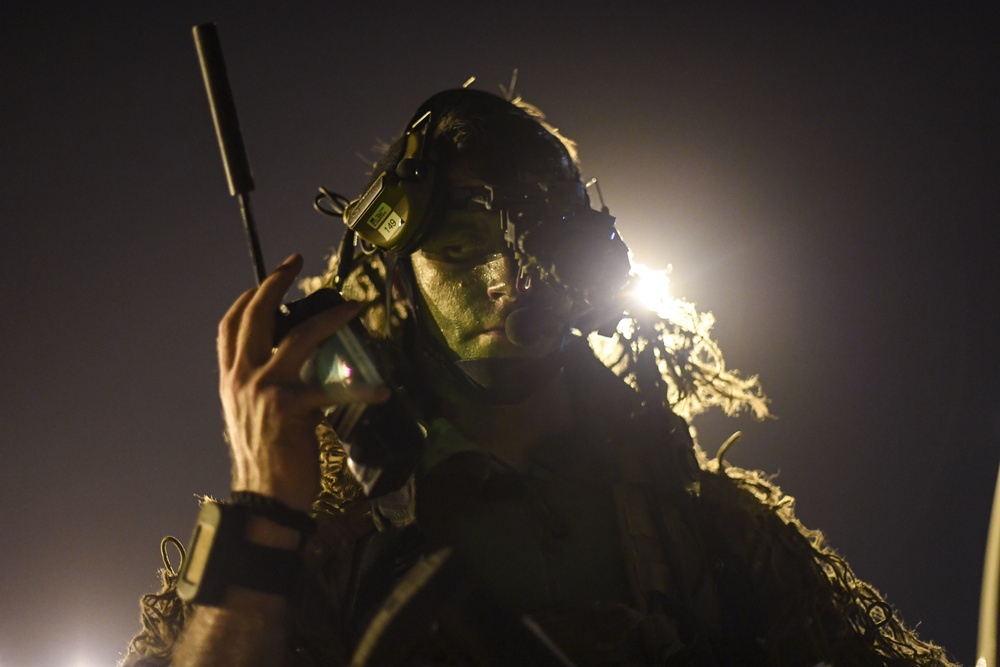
left=175, top=501, right=304, bottom=606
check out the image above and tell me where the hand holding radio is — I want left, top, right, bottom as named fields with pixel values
left=217, top=253, right=390, bottom=512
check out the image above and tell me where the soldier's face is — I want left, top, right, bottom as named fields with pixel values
left=410, top=207, right=565, bottom=361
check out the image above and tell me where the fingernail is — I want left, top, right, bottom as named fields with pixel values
left=276, top=253, right=301, bottom=270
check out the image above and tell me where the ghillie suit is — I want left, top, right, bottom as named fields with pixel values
left=121, top=251, right=958, bottom=666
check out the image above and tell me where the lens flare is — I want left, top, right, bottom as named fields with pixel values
left=627, top=260, right=676, bottom=319
left=588, top=254, right=770, bottom=423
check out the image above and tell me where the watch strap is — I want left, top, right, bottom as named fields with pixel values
left=230, top=490, right=316, bottom=540
left=176, top=501, right=302, bottom=606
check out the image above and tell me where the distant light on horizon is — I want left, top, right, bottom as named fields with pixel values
left=71, top=657, right=98, bottom=667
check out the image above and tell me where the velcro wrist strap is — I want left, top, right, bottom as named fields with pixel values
left=176, top=501, right=303, bottom=606
left=230, top=491, right=316, bottom=538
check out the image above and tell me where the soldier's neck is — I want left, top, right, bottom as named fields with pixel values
left=420, top=355, right=575, bottom=472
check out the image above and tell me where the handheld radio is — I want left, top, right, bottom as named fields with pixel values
left=192, top=23, right=423, bottom=498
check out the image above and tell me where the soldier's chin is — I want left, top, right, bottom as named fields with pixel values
left=471, top=327, right=565, bottom=360
left=466, top=339, right=548, bottom=361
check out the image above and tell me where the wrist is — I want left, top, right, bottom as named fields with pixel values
left=244, top=514, right=302, bottom=551
left=229, top=490, right=316, bottom=544
left=231, top=481, right=317, bottom=514
left=176, top=500, right=311, bottom=606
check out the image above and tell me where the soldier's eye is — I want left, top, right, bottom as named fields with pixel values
left=427, top=243, right=483, bottom=263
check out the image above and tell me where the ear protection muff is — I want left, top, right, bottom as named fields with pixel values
left=341, top=109, right=435, bottom=255
left=340, top=88, right=520, bottom=256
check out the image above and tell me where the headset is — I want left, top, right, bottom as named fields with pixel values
left=326, top=89, right=485, bottom=257
left=339, top=107, right=436, bottom=255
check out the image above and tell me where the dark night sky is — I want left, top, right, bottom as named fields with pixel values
left=1, top=2, right=997, bottom=666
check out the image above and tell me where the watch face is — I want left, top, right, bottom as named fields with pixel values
left=183, top=521, right=217, bottom=583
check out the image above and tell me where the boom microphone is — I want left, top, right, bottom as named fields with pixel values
left=504, top=306, right=563, bottom=347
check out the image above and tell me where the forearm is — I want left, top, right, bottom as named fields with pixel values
left=173, top=589, right=290, bottom=666
left=174, top=256, right=378, bottom=665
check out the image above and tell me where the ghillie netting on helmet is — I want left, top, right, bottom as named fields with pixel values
left=587, top=259, right=771, bottom=424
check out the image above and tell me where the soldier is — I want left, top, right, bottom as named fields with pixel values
left=123, top=89, right=955, bottom=666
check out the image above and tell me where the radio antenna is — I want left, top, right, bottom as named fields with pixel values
left=192, top=23, right=267, bottom=285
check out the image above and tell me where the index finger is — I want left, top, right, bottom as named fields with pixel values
left=217, top=287, right=257, bottom=370
left=236, top=253, right=304, bottom=367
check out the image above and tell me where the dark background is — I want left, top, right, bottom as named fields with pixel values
left=1, top=2, right=997, bottom=665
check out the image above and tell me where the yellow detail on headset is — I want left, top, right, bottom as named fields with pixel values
left=342, top=110, right=435, bottom=254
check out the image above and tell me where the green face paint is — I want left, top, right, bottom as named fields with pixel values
left=410, top=209, right=567, bottom=361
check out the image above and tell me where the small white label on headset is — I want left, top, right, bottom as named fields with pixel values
left=365, top=202, right=404, bottom=241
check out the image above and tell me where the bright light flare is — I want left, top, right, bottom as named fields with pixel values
left=626, top=260, right=676, bottom=319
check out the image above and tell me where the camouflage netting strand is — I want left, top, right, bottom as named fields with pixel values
left=121, top=538, right=193, bottom=666
left=699, top=453, right=959, bottom=666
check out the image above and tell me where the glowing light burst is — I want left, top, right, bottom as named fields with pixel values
left=626, top=260, right=677, bottom=319
left=588, top=254, right=770, bottom=424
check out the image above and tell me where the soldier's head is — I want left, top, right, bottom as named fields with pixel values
left=333, top=89, right=629, bottom=391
